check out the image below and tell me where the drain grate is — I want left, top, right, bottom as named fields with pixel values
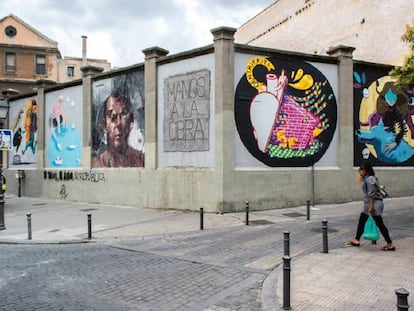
left=48, top=229, right=60, bottom=233
left=32, top=203, right=47, bottom=206
left=283, top=212, right=306, bottom=218
left=79, top=208, right=99, bottom=212
left=249, top=219, right=275, bottom=225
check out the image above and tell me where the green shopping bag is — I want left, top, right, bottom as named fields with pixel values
left=363, top=215, right=379, bottom=241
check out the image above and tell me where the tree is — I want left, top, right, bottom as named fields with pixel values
left=390, top=21, right=414, bottom=90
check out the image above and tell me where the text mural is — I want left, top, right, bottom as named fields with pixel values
left=164, top=69, right=210, bottom=152
left=235, top=57, right=337, bottom=167
left=354, top=63, right=414, bottom=166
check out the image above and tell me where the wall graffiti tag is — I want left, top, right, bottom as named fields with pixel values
left=163, top=69, right=210, bottom=152
left=235, top=56, right=337, bottom=167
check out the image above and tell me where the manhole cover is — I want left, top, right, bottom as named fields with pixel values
left=283, top=212, right=306, bottom=218
left=79, top=208, right=99, bottom=212
left=249, top=219, right=275, bottom=225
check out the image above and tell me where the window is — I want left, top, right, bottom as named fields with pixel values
left=67, top=66, right=74, bottom=77
left=5, top=53, right=16, bottom=73
left=36, top=55, right=46, bottom=75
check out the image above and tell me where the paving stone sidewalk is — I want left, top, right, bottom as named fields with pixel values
left=0, top=194, right=413, bottom=310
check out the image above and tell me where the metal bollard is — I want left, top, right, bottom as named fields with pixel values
left=322, top=219, right=328, bottom=253
left=395, top=288, right=410, bottom=311
left=306, top=200, right=310, bottom=220
left=87, top=214, right=92, bottom=240
left=200, top=208, right=204, bottom=230
left=245, top=201, right=249, bottom=225
left=284, top=231, right=290, bottom=256
left=283, top=255, right=292, bottom=310
left=26, top=212, right=32, bottom=240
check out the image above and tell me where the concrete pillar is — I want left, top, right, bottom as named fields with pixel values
left=327, top=45, right=355, bottom=169
left=35, top=87, right=45, bottom=169
left=80, top=65, right=104, bottom=168
left=211, top=26, right=237, bottom=212
left=142, top=46, right=169, bottom=170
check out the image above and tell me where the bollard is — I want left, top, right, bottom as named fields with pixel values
left=306, top=200, right=310, bottom=220
left=322, top=219, right=328, bottom=253
left=87, top=214, right=92, bottom=240
left=200, top=208, right=204, bottom=230
left=282, top=255, right=292, bottom=310
left=245, top=201, right=249, bottom=225
left=284, top=231, right=290, bottom=256
left=26, top=212, right=32, bottom=240
left=395, top=288, right=410, bottom=311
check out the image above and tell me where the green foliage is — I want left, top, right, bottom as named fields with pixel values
left=390, top=22, right=414, bottom=90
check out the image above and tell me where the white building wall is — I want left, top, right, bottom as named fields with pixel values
left=235, top=0, right=412, bottom=66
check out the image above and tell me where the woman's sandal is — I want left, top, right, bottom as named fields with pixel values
left=346, top=240, right=360, bottom=247
left=382, top=245, right=396, bottom=251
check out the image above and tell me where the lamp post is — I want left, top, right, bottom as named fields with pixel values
left=0, top=89, right=16, bottom=230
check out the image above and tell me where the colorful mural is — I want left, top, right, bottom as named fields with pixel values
left=234, top=56, right=337, bottom=167
left=92, top=71, right=145, bottom=168
left=9, top=97, right=38, bottom=168
left=45, top=86, right=83, bottom=168
left=354, top=64, right=414, bottom=166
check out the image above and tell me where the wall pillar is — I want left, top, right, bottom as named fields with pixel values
left=142, top=47, right=169, bottom=170
left=327, top=45, right=355, bottom=169
left=211, top=26, right=237, bottom=212
left=81, top=65, right=104, bottom=168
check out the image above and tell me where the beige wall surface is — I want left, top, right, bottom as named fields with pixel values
left=236, top=0, right=412, bottom=66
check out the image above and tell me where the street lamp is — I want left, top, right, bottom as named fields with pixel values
left=0, top=89, right=14, bottom=230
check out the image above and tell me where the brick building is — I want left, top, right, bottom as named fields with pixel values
left=0, top=14, right=111, bottom=95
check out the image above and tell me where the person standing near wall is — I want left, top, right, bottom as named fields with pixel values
left=347, top=161, right=395, bottom=251
left=92, top=88, right=144, bottom=168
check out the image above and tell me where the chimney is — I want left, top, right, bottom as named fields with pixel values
left=82, top=35, right=87, bottom=66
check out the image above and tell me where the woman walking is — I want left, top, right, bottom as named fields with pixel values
left=347, top=161, right=396, bottom=251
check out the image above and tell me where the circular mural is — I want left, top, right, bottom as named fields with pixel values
left=235, top=57, right=337, bottom=167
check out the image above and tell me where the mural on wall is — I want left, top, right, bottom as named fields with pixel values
left=354, top=64, right=414, bottom=165
left=235, top=56, right=337, bottom=167
left=9, top=97, right=38, bottom=168
left=45, top=86, right=83, bottom=168
left=92, top=71, right=145, bottom=168
left=163, top=69, right=210, bottom=152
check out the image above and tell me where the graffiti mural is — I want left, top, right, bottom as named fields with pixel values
left=235, top=56, right=337, bottom=167
left=92, top=71, right=145, bottom=168
left=9, top=97, right=38, bottom=168
left=163, top=69, right=210, bottom=152
left=45, top=86, right=83, bottom=168
left=354, top=64, right=414, bottom=165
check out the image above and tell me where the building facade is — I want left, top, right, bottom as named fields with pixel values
left=0, top=14, right=111, bottom=95
left=235, top=0, right=412, bottom=66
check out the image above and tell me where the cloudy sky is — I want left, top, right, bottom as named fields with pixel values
left=2, top=0, right=275, bottom=68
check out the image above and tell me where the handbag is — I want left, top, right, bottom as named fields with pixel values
left=363, top=215, right=379, bottom=241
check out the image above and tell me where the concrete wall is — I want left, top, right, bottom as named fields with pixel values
left=3, top=27, right=414, bottom=212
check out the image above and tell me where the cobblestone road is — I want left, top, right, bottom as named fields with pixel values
left=1, top=202, right=412, bottom=310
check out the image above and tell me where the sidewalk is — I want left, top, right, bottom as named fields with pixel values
left=1, top=194, right=413, bottom=310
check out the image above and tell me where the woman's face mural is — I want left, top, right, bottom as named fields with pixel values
left=234, top=57, right=337, bottom=167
